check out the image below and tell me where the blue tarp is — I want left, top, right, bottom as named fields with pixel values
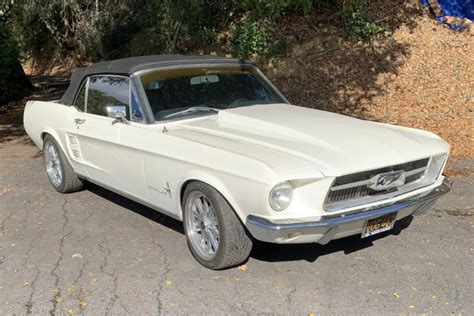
left=420, top=0, right=474, bottom=28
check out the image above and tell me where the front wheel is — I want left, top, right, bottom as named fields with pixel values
left=43, top=135, right=84, bottom=193
left=183, top=182, right=253, bottom=270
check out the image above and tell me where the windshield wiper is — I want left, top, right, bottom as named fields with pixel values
left=164, top=107, right=219, bottom=119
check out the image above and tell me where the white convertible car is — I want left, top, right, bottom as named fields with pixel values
left=24, top=55, right=451, bottom=269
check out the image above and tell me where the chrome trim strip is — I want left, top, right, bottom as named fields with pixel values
left=405, top=166, right=428, bottom=177
left=330, top=178, right=370, bottom=191
left=246, top=177, right=451, bottom=243
left=330, top=166, right=428, bottom=191
left=130, top=72, right=157, bottom=124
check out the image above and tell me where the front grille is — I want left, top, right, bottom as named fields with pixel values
left=328, top=186, right=379, bottom=203
left=326, top=158, right=430, bottom=204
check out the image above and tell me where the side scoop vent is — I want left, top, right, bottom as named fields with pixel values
left=66, top=134, right=83, bottom=161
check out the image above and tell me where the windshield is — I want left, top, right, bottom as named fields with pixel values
left=139, top=65, right=287, bottom=121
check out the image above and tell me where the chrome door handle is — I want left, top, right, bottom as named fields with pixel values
left=74, top=118, right=86, bottom=125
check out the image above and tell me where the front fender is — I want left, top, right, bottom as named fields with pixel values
left=175, top=169, right=269, bottom=223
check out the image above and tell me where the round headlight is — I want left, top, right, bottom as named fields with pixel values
left=269, top=181, right=294, bottom=211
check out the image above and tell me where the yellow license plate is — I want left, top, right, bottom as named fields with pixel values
left=362, top=212, right=397, bottom=238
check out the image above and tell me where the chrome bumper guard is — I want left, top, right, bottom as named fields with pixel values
left=246, top=177, right=452, bottom=244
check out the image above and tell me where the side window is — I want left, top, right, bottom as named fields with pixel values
left=74, top=81, right=87, bottom=112
left=131, top=92, right=144, bottom=121
left=87, top=76, right=130, bottom=119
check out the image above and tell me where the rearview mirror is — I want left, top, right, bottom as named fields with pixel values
left=106, top=105, right=127, bottom=118
left=190, top=75, right=219, bottom=85
left=147, top=81, right=162, bottom=90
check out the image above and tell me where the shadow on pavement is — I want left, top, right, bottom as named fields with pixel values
left=250, top=216, right=413, bottom=263
left=82, top=181, right=416, bottom=264
left=86, top=182, right=184, bottom=234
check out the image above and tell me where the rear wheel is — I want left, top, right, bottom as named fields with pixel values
left=43, top=135, right=84, bottom=193
left=183, top=182, right=253, bottom=270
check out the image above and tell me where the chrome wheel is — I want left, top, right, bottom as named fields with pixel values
left=44, top=142, right=63, bottom=187
left=185, top=191, right=220, bottom=260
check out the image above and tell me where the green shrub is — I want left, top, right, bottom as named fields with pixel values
left=342, top=0, right=385, bottom=42
left=5, top=0, right=325, bottom=64
left=0, top=22, right=32, bottom=104
left=229, top=14, right=272, bottom=58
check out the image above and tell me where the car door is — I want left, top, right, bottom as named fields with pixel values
left=68, top=75, right=149, bottom=201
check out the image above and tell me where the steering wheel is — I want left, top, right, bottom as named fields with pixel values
left=228, top=98, right=250, bottom=108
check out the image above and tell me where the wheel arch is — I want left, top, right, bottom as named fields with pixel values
left=40, top=129, right=72, bottom=165
left=178, top=175, right=246, bottom=224
left=40, top=128, right=66, bottom=151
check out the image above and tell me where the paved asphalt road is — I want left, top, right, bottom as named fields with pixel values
left=0, top=140, right=473, bottom=315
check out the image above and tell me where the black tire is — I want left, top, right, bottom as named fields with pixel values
left=182, top=182, right=253, bottom=270
left=43, top=135, right=84, bottom=193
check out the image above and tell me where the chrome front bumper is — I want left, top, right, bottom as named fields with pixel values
left=246, top=177, right=452, bottom=244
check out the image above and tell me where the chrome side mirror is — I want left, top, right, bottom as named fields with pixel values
left=106, top=105, right=127, bottom=118
left=107, top=105, right=130, bottom=125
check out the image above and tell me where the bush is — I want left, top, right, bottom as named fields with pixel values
left=0, top=21, right=32, bottom=105
left=5, top=0, right=325, bottom=64
left=342, top=0, right=385, bottom=42
left=229, top=14, right=272, bottom=58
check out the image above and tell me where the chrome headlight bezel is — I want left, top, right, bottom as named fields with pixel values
left=426, top=153, right=448, bottom=182
left=269, top=181, right=294, bottom=211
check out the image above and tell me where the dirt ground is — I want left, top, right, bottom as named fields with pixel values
left=265, top=0, right=473, bottom=158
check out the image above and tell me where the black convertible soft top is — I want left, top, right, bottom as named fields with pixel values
left=60, top=54, right=250, bottom=106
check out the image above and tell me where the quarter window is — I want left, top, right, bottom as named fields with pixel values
left=131, top=92, right=143, bottom=121
left=74, top=82, right=87, bottom=112
left=87, top=76, right=130, bottom=119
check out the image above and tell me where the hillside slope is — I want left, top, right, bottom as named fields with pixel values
left=266, top=0, right=473, bottom=157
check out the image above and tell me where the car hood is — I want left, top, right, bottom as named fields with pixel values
left=170, top=103, right=449, bottom=177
